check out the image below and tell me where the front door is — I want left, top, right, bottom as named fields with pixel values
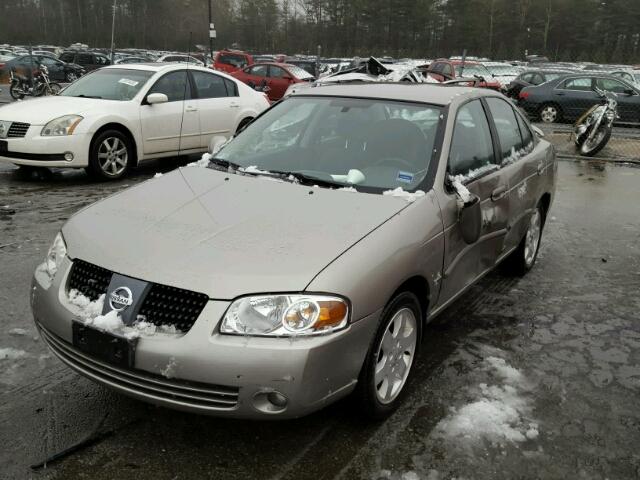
left=595, top=77, right=640, bottom=122
left=267, top=65, right=292, bottom=100
left=439, top=99, right=510, bottom=304
left=139, top=70, right=200, bottom=155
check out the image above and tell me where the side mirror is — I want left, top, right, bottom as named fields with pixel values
left=459, top=194, right=482, bottom=244
left=146, top=93, right=168, bottom=105
left=531, top=125, right=545, bottom=138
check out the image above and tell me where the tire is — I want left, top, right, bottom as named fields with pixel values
left=9, top=83, right=24, bottom=100
left=235, top=117, right=254, bottom=135
left=539, top=103, right=562, bottom=124
left=48, top=83, right=62, bottom=95
left=86, top=130, right=132, bottom=181
left=577, top=125, right=611, bottom=157
left=66, top=72, right=78, bottom=83
left=355, top=291, right=422, bottom=419
left=503, top=204, right=545, bottom=276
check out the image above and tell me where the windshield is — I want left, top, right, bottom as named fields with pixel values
left=486, top=65, right=518, bottom=75
left=287, top=65, right=314, bottom=80
left=457, top=64, right=491, bottom=77
left=61, top=68, right=154, bottom=101
left=215, top=96, right=442, bottom=192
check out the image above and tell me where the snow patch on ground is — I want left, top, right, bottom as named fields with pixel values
left=383, top=187, right=425, bottom=203
left=435, top=354, right=538, bottom=444
left=153, top=172, right=163, bottom=178
left=0, top=348, right=28, bottom=360
left=9, top=328, right=29, bottom=337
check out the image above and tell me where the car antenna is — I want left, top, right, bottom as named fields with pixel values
left=176, top=32, right=192, bottom=161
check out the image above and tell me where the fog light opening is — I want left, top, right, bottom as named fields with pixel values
left=252, top=390, right=288, bottom=414
left=64, top=152, right=74, bottom=162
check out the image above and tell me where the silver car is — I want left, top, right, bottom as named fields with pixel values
left=32, top=84, right=556, bottom=419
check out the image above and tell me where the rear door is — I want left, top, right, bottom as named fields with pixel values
left=139, top=70, right=200, bottom=155
left=189, top=70, right=239, bottom=147
left=439, top=99, right=509, bottom=304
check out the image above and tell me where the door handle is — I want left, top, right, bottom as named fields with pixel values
left=537, top=163, right=545, bottom=175
left=491, top=185, right=507, bottom=201
left=555, top=92, right=565, bottom=96
left=230, top=102, right=240, bottom=108
left=185, top=106, right=198, bottom=112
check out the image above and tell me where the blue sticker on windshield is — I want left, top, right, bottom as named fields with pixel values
left=397, top=171, right=414, bottom=184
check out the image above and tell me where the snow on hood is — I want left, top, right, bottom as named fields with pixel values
left=62, top=167, right=412, bottom=299
left=0, top=95, right=117, bottom=125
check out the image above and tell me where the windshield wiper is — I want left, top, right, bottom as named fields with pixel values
left=75, top=94, right=102, bottom=99
left=208, top=157, right=244, bottom=172
left=268, top=170, right=346, bottom=188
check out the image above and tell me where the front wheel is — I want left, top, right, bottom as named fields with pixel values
left=578, top=125, right=611, bottom=157
left=46, top=83, right=62, bottom=95
left=503, top=205, right=544, bottom=276
left=9, top=83, right=24, bottom=100
left=355, top=292, right=421, bottom=419
left=86, top=130, right=132, bottom=180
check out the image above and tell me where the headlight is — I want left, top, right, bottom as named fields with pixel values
left=220, top=294, right=349, bottom=336
left=41, top=115, right=83, bottom=137
left=44, top=232, right=67, bottom=279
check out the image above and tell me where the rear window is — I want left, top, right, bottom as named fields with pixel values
left=219, top=53, right=248, bottom=68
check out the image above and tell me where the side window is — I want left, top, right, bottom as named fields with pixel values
left=531, top=74, right=544, bottom=85
left=449, top=100, right=496, bottom=177
left=269, top=66, right=287, bottom=78
left=521, top=73, right=533, bottom=83
left=78, top=54, right=93, bottom=64
left=561, top=77, right=592, bottom=91
left=443, top=64, right=454, bottom=77
left=96, top=56, right=108, bottom=65
left=148, top=71, right=190, bottom=102
left=431, top=63, right=443, bottom=74
left=248, top=65, right=268, bottom=77
left=596, top=77, right=629, bottom=94
left=486, top=98, right=524, bottom=162
left=223, top=78, right=238, bottom=97
left=60, top=53, right=74, bottom=63
left=191, top=71, right=228, bottom=99
left=515, top=111, right=534, bottom=150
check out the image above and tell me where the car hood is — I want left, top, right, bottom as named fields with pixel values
left=0, top=96, right=110, bottom=125
left=62, top=167, right=412, bottom=299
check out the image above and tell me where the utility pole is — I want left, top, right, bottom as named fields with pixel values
left=110, top=0, right=117, bottom=64
left=208, top=0, right=216, bottom=66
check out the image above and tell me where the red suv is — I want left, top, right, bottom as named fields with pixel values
left=231, top=62, right=315, bottom=101
left=428, top=59, right=501, bottom=91
left=213, top=50, right=253, bottom=74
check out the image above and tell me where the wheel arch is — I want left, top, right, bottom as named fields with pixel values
left=538, top=192, right=552, bottom=223
left=389, top=275, right=430, bottom=330
left=90, top=123, right=139, bottom=166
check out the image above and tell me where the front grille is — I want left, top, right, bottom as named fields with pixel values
left=138, top=284, right=209, bottom=333
left=7, top=122, right=30, bottom=138
left=39, top=324, right=239, bottom=411
left=68, top=259, right=113, bottom=301
left=67, top=259, right=208, bottom=333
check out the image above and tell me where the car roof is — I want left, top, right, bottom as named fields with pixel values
left=102, top=63, right=210, bottom=73
left=290, top=83, right=486, bottom=106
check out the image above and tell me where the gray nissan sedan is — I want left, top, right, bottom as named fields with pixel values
left=32, top=84, right=556, bottom=419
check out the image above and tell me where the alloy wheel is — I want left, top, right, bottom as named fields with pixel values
left=524, top=209, right=542, bottom=267
left=97, top=137, right=128, bottom=177
left=374, top=308, right=418, bottom=404
left=540, top=106, right=558, bottom=123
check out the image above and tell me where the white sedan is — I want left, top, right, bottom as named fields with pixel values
left=0, top=64, right=270, bottom=179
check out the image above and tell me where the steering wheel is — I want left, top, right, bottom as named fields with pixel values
left=372, top=156, right=415, bottom=170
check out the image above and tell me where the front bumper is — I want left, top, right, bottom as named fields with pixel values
left=31, top=257, right=380, bottom=419
left=0, top=126, right=92, bottom=167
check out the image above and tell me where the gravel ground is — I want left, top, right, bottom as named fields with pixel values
left=0, top=159, right=639, bottom=480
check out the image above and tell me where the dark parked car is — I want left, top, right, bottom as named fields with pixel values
left=0, top=54, right=84, bottom=83
left=518, top=74, right=640, bottom=123
left=506, top=70, right=573, bottom=98
left=59, top=51, right=111, bottom=72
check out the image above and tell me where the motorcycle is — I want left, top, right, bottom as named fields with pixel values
left=574, top=88, right=618, bottom=157
left=9, top=65, right=62, bottom=100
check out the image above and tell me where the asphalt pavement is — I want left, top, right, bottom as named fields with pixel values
left=0, top=159, right=639, bottom=479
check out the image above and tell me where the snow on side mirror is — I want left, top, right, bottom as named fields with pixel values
left=531, top=125, right=544, bottom=138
